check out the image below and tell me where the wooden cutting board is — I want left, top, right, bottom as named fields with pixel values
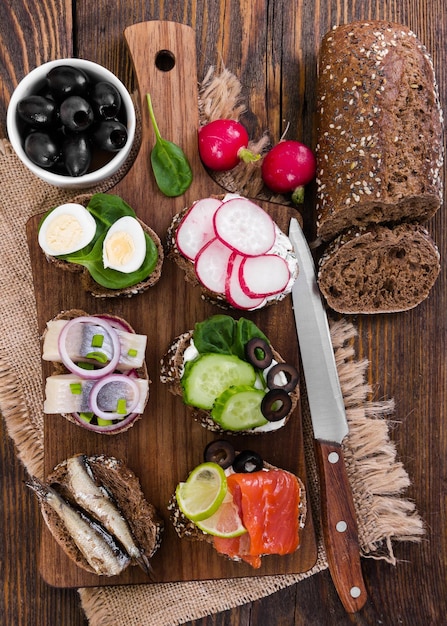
left=26, top=20, right=317, bottom=588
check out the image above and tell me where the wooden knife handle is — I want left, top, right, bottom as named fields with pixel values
left=314, top=439, right=368, bottom=612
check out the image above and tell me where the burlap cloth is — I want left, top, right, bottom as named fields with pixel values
left=0, top=69, right=424, bottom=625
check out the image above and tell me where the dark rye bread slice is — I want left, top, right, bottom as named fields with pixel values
left=315, top=20, right=444, bottom=242
left=317, top=223, right=440, bottom=314
left=44, top=309, right=150, bottom=433
left=38, top=454, right=163, bottom=575
left=160, top=329, right=300, bottom=434
left=168, top=460, right=306, bottom=562
left=44, top=193, right=164, bottom=298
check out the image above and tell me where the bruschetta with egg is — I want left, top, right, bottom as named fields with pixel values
left=38, top=193, right=163, bottom=297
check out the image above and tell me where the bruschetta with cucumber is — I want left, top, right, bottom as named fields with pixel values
left=160, top=314, right=299, bottom=434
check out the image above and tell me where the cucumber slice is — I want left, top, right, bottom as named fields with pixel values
left=182, top=354, right=256, bottom=410
left=211, top=385, right=268, bottom=431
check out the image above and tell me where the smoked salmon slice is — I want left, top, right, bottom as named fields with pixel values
left=213, top=469, right=301, bottom=568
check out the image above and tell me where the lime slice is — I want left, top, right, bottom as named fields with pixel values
left=196, top=491, right=248, bottom=538
left=176, top=462, right=227, bottom=522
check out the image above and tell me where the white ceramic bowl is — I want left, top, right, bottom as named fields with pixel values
left=6, top=58, right=136, bottom=189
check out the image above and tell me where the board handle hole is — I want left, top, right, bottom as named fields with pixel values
left=155, top=50, right=176, bottom=72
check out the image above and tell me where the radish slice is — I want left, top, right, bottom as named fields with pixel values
left=195, top=238, right=233, bottom=294
left=58, top=316, right=121, bottom=379
left=176, top=197, right=222, bottom=260
left=213, top=197, right=275, bottom=256
left=225, top=252, right=266, bottom=310
left=89, top=374, right=141, bottom=421
left=239, top=254, right=291, bottom=297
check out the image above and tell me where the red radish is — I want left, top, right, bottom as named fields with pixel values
left=213, top=197, right=275, bottom=256
left=195, top=238, right=233, bottom=294
left=261, top=140, right=316, bottom=203
left=175, top=197, right=222, bottom=260
left=225, top=253, right=266, bottom=310
left=239, top=254, right=290, bottom=297
left=198, top=119, right=259, bottom=171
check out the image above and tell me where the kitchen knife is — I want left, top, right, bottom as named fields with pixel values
left=289, top=217, right=367, bottom=613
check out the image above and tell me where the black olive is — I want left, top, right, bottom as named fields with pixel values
left=204, top=440, right=235, bottom=469
left=92, top=119, right=128, bottom=151
left=261, top=389, right=292, bottom=421
left=17, top=95, right=56, bottom=128
left=59, top=96, right=94, bottom=132
left=245, top=337, right=273, bottom=369
left=91, top=81, right=122, bottom=119
left=63, top=134, right=91, bottom=176
left=232, top=450, right=263, bottom=473
left=46, top=65, right=90, bottom=100
left=266, top=363, right=299, bottom=393
left=24, top=132, right=60, bottom=168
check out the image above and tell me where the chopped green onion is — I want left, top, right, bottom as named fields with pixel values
left=77, top=361, right=95, bottom=370
left=91, top=334, right=104, bottom=348
left=116, top=398, right=127, bottom=414
left=85, top=351, right=108, bottom=364
left=69, top=382, right=83, bottom=395
left=79, top=412, right=94, bottom=423
left=127, top=348, right=138, bottom=358
left=97, top=416, right=115, bottom=426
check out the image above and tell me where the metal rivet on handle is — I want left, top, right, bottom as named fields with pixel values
left=336, top=520, right=347, bottom=532
left=350, top=586, right=362, bottom=598
left=328, top=451, right=340, bottom=464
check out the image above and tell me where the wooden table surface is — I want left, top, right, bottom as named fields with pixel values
left=1, top=1, right=446, bottom=625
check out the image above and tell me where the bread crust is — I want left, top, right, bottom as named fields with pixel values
left=317, top=223, right=441, bottom=313
left=41, top=454, right=163, bottom=575
left=315, top=20, right=444, bottom=242
left=160, top=330, right=300, bottom=435
left=43, top=309, right=150, bottom=433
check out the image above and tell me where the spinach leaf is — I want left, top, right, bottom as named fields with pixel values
left=54, top=193, right=159, bottom=289
left=193, top=315, right=269, bottom=360
left=146, top=93, right=192, bottom=197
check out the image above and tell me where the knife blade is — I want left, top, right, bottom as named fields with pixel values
left=289, top=217, right=367, bottom=613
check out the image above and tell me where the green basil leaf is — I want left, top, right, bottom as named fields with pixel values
left=146, top=93, right=192, bottom=197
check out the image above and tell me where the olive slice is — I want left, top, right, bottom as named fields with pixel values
left=204, top=439, right=235, bottom=469
left=245, top=337, right=273, bottom=369
left=232, top=450, right=263, bottom=473
left=261, top=389, right=292, bottom=421
left=266, top=363, right=299, bottom=393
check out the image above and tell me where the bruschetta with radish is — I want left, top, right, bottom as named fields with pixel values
left=166, top=194, right=299, bottom=310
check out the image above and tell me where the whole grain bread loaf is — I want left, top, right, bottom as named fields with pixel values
left=317, top=223, right=440, bottom=313
left=315, top=20, right=443, bottom=242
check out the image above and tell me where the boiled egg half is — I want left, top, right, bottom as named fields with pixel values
left=38, top=203, right=97, bottom=256
left=102, top=216, right=146, bottom=273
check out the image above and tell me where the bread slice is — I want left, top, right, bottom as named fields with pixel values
left=28, top=454, right=163, bottom=577
left=168, top=458, right=306, bottom=567
left=42, top=192, right=164, bottom=298
left=43, top=309, right=150, bottom=433
left=317, top=223, right=440, bottom=313
left=315, top=20, right=443, bottom=242
left=160, top=329, right=300, bottom=434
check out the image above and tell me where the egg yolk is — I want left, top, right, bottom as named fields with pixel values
left=104, top=231, right=135, bottom=267
left=45, top=214, right=85, bottom=253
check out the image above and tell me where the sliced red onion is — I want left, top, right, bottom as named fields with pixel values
left=58, top=316, right=121, bottom=379
left=88, top=374, right=140, bottom=420
left=96, top=314, right=135, bottom=334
